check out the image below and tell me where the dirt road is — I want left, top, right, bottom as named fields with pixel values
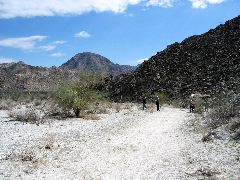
left=0, top=106, right=239, bottom=179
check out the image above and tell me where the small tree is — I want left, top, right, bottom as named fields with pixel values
left=53, top=72, right=102, bottom=117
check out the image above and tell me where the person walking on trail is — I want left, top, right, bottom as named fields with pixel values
left=190, top=99, right=195, bottom=113
left=156, top=96, right=160, bottom=111
left=143, top=96, right=147, bottom=110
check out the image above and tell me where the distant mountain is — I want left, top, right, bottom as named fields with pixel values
left=0, top=52, right=135, bottom=93
left=103, top=15, right=240, bottom=101
left=0, top=61, right=79, bottom=93
left=60, top=52, right=136, bottom=75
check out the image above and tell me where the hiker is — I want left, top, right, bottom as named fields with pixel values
left=142, top=96, right=147, bottom=110
left=155, top=96, right=160, bottom=111
left=190, top=99, right=195, bottom=113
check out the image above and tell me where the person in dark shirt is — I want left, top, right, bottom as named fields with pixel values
left=143, top=96, right=147, bottom=110
left=190, top=99, right=195, bottom=113
left=156, top=96, right=160, bottom=111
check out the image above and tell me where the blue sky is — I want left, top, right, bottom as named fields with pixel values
left=0, top=0, right=239, bottom=67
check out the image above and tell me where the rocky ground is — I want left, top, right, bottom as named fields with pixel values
left=0, top=105, right=239, bottom=180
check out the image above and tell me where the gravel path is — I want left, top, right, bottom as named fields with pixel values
left=0, top=106, right=239, bottom=179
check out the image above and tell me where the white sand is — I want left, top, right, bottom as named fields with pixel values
left=0, top=106, right=239, bottom=179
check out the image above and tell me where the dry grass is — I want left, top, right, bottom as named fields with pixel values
left=9, top=107, right=46, bottom=125
left=87, top=101, right=111, bottom=114
left=3, top=148, right=38, bottom=163
left=80, top=114, right=100, bottom=120
left=187, top=166, right=219, bottom=179
left=85, top=102, right=137, bottom=116
left=146, top=103, right=156, bottom=113
left=114, top=103, right=122, bottom=113
left=0, top=99, right=17, bottom=110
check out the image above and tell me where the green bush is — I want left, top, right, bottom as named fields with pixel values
left=53, top=72, right=103, bottom=117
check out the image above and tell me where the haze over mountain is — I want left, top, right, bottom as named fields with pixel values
left=103, top=15, right=240, bottom=101
left=60, top=52, right=136, bottom=75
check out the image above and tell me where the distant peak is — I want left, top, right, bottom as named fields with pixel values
left=60, top=52, right=136, bottom=75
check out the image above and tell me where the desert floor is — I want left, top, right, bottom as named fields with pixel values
left=0, top=105, right=239, bottom=180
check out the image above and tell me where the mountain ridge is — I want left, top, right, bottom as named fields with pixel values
left=0, top=52, right=135, bottom=93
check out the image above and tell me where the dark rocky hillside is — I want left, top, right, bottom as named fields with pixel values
left=60, top=52, right=135, bottom=75
left=103, top=15, right=240, bottom=101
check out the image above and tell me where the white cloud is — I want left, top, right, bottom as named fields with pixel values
left=38, top=45, right=56, bottom=51
left=52, top=40, right=66, bottom=45
left=51, top=52, right=65, bottom=57
left=75, top=31, right=91, bottom=38
left=0, top=36, right=67, bottom=52
left=190, top=0, right=225, bottom=9
left=0, top=0, right=226, bottom=19
left=146, top=0, right=174, bottom=7
left=0, top=0, right=143, bottom=19
left=0, top=36, right=47, bottom=50
left=137, top=57, right=148, bottom=64
left=0, top=57, right=18, bottom=63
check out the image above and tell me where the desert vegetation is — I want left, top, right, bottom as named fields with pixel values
left=52, top=72, right=104, bottom=117
left=0, top=72, right=140, bottom=124
left=202, top=91, right=240, bottom=140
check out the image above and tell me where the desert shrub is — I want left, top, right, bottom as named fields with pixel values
left=0, top=100, right=8, bottom=110
left=0, top=99, right=17, bottom=110
left=45, top=102, right=70, bottom=118
left=85, top=101, right=110, bottom=114
left=124, top=103, right=132, bottom=110
left=111, top=102, right=135, bottom=113
left=80, top=114, right=100, bottom=120
left=0, top=99, right=10, bottom=110
left=53, top=72, right=104, bottom=117
left=114, top=103, right=122, bottom=113
left=3, top=149, right=37, bottom=163
left=205, top=92, right=240, bottom=129
left=9, top=108, right=46, bottom=124
left=227, top=118, right=240, bottom=132
left=20, top=150, right=36, bottom=162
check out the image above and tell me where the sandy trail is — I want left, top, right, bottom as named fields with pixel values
left=53, top=108, right=189, bottom=180
left=0, top=106, right=239, bottom=179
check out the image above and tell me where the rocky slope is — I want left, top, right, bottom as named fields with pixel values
left=0, top=61, right=79, bottom=93
left=103, top=15, right=240, bottom=101
left=60, top=52, right=135, bottom=76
